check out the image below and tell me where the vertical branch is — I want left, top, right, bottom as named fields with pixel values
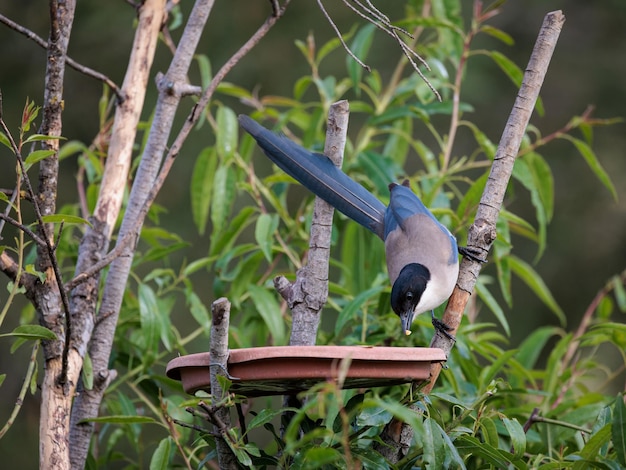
left=376, top=10, right=566, bottom=463
left=68, top=0, right=166, bottom=466
left=68, top=1, right=215, bottom=467
left=274, top=100, right=350, bottom=347
left=209, top=298, right=238, bottom=469
left=36, top=1, right=78, bottom=469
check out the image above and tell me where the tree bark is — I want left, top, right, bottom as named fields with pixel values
left=274, top=100, right=350, bottom=347
left=36, top=1, right=77, bottom=468
left=376, top=10, right=566, bottom=463
left=209, top=298, right=239, bottom=469
left=67, top=1, right=215, bottom=468
left=68, top=1, right=166, bottom=467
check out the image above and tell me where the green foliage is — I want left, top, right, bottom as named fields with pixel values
left=0, top=1, right=623, bottom=469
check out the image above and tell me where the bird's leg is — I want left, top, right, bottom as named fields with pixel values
left=458, top=245, right=487, bottom=263
left=431, top=310, right=455, bottom=341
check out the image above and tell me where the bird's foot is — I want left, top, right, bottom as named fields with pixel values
left=431, top=313, right=455, bottom=341
left=458, top=246, right=487, bottom=263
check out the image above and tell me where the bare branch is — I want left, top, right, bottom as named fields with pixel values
left=0, top=13, right=124, bottom=101
left=65, top=231, right=136, bottom=292
left=339, top=0, right=441, bottom=101
left=376, top=10, right=566, bottom=463
left=316, top=0, right=371, bottom=72
left=0, top=213, right=48, bottom=247
left=209, top=298, right=239, bottom=469
left=278, top=100, right=349, bottom=347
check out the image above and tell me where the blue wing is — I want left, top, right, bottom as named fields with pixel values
left=239, top=115, right=386, bottom=239
left=385, top=183, right=458, bottom=265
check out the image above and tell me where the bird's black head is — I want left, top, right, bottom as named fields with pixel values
left=390, top=263, right=430, bottom=335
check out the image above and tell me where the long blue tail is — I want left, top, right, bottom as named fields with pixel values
left=239, top=115, right=386, bottom=239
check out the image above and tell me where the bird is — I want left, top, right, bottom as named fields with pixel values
left=238, top=114, right=461, bottom=337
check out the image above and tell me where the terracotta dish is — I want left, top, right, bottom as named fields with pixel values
left=166, top=346, right=446, bottom=397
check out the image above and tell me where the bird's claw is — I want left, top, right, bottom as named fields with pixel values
left=431, top=315, right=456, bottom=341
left=458, top=246, right=487, bottom=263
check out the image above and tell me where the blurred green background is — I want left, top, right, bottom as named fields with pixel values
left=0, top=0, right=624, bottom=465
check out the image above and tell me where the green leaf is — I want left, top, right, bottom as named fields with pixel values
left=216, top=106, right=238, bottom=160
left=0, top=131, right=12, bottom=150
left=358, top=151, right=400, bottom=196
left=82, top=351, right=93, bottom=390
left=80, top=415, right=158, bottom=424
left=41, top=214, right=90, bottom=226
left=382, top=117, right=412, bottom=168
left=24, top=149, right=56, bottom=167
left=475, top=278, right=510, bottom=336
left=527, top=152, right=554, bottom=221
left=210, top=162, right=237, bottom=236
left=195, top=53, right=212, bottom=89
left=247, top=284, right=285, bottom=345
left=502, top=417, right=526, bottom=459
left=508, top=255, right=565, bottom=325
left=480, top=417, right=500, bottom=448
left=301, top=446, right=343, bottom=466
left=455, top=435, right=513, bottom=468
left=515, top=326, right=560, bottom=369
left=190, top=147, right=217, bottom=235
left=247, top=408, right=292, bottom=432
left=216, top=82, right=253, bottom=100
left=612, top=395, right=626, bottom=466
left=138, top=284, right=161, bottom=358
left=334, top=285, right=385, bottom=336
left=422, top=417, right=445, bottom=470
left=480, top=25, right=514, bottom=45
left=544, top=333, right=572, bottom=395
left=347, top=23, right=376, bottom=92
left=254, top=213, right=279, bottom=262
left=562, top=135, right=617, bottom=201
left=513, top=155, right=548, bottom=258
left=187, top=290, right=210, bottom=333
left=479, top=349, right=517, bottom=390
left=613, top=275, right=626, bottom=313
left=23, top=133, right=65, bottom=144
left=294, top=76, right=313, bottom=100
left=0, top=324, right=57, bottom=341
left=340, top=223, right=385, bottom=295
left=58, top=139, right=87, bottom=161
left=209, top=207, right=255, bottom=257
left=316, top=36, right=341, bottom=65
left=350, top=446, right=389, bottom=470
left=489, top=50, right=544, bottom=115
left=573, top=424, right=612, bottom=470
left=150, top=437, right=172, bottom=470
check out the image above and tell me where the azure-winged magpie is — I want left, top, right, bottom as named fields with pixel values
left=239, top=115, right=460, bottom=337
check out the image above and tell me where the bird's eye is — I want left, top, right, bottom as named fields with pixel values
left=406, top=292, right=413, bottom=301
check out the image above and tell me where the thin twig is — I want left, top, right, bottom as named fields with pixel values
left=0, top=90, right=74, bottom=385
left=0, top=341, right=40, bottom=438
left=316, top=0, right=371, bottom=72
left=0, top=213, right=48, bottom=247
left=0, top=13, right=124, bottom=101
left=337, top=0, right=440, bottom=99
left=64, top=230, right=136, bottom=291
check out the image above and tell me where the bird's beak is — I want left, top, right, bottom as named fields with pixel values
left=400, top=310, right=415, bottom=336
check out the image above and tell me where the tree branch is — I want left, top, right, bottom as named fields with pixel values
left=0, top=12, right=124, bottom=101
left=68, top=0, right=166, bottom=466
left=209, top=298, right=239, bottom=469
left=273, top=100, right=350, bottom=347
left=0, top=213, right=48, bottom=247
left=376, top=10, right=566, bottom=463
